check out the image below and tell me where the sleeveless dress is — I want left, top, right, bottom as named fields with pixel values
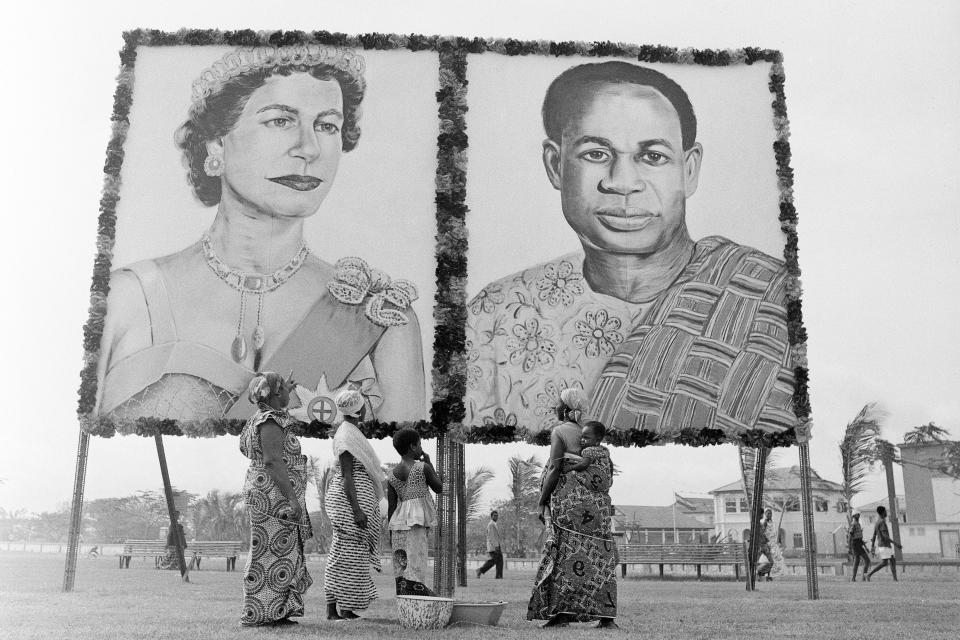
left=387, top=461, right=439, bottom=595
left=238, top=408, right=313, bottom=626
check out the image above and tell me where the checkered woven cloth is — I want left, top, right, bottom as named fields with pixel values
left=591, top=237, right=797, bottom=435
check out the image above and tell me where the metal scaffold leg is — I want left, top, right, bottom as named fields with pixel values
left=433, top=433, right=458, bottom=597
left=799, top=441, right=820, bottom=600
left=63, top=431, right=90, bottom=592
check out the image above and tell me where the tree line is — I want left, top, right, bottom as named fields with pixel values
left=0, top=454, right=548, bottom=557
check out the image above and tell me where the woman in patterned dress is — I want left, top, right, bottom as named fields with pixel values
left=323, top=389, right=384, bottom=620
left=387, top=428, right=441, bottom=595
left=239, top=371, right=313, bottom=627
left=529, top=415, right=619, bottom=629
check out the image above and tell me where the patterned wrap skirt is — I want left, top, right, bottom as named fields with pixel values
left=392, top=526, right=434, bottom=595
left=239, top=458, right=313, bottom=626
left=528, top=472, right=618, bottom=622
left=323, top=460, right=382, bottom=611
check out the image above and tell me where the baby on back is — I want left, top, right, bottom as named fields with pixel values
left=563, top=421, right=611, bottom=477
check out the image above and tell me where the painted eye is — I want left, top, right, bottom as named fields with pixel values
left=266, top=117, right=293, bottom=129
left=580, top=149, right=610, bottom=163
left=641, top=151, right=669, bottom=165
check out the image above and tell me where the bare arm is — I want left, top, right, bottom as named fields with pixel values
left=371, top=310, right=426, bottom=422
left=538, top=430, right=567, bottom=508
left=421, top=453, right=443, bottom=494
left=339, top=451, right=367, bottom=528
left=387, top=481, right=398, bottom=522
left=568, top=457, right=591, bottom=472
left=260, top=420, right=301, bottom=521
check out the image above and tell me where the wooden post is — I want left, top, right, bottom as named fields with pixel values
left=880, top=441, right=904, bottom=562
left=63, top=431, right=90, bottom=592
left=154, top=434, right=189, bottom=582
left=798, top=433, right=820, bottom=599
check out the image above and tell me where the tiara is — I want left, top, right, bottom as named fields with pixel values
left=191, top=44, right=366, bottom=105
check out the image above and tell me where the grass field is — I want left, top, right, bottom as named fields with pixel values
left=1, top=552, right=957, bottom=639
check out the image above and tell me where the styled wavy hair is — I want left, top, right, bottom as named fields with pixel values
left=175, top=62, right=365, bottom=207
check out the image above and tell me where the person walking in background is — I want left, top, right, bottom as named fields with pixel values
left=476, top=511, right=503, bottom=579
left=848, top=512, right=871, bottom=582
left=867, top=505, right=901, bottom=581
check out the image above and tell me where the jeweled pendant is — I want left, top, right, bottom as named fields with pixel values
left=231, top=335, right=247, bottom=362
left=252, top=325, right=265, bottom=350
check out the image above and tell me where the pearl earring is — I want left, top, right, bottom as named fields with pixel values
left=204, top=155, right=223, bottom=177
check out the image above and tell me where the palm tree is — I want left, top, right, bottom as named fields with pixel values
left=506, top=455, right=542, bottom=555
left=464, top=466, right=495, bottom=523
left=193, top=490, right=244, bottom=540
left=903, top=422, right=950, bottom=445
left=839, top=403, right=885, bottom=525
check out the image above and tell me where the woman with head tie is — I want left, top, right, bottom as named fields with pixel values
left=238, top=371, right=312, bottom=627
left=528, top=389, right=619, bottom=629
left=95, top=44, right=424, bottom=431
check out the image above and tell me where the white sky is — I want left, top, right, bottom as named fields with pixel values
left=1, top=0, right=958, bottom=518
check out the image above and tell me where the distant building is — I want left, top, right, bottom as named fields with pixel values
left=855, top=495, right=907, bottom=528
left=672, top=495, right=715, bottom=527
left=709, top=466, right=848, bottom=556
left=896, top=441, right=960, bottom=559
left=612, top=504, right=714, bottom=544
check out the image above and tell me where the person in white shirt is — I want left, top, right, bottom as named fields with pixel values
left=476, top=510, right=504, bottom=579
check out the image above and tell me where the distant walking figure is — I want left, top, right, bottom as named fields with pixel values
left=867, top=506, right=901, bottom=581
left=477, top=510, right=504, bottom=579
left=848, top=512, right=871, bottom=581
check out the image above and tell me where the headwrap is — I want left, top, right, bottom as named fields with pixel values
left=335, top=389, right=365, bottom=418
left=247, top=371, right=284, bottom=405
left=558, top=387, right=588, bottom=423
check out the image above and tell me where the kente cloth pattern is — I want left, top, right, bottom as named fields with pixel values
left=238, top=409, right=313, bottom=626
left=528, top=453, right=617, bottom=622
left=591, top=237, right=797, bottom=435
left=323, top=459, right=382, bottom=611
left=762, top=520, right=785, bottom=577
left=388, top=461, right=437, bottom=595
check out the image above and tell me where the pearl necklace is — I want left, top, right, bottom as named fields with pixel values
left=201, top=233, right=310, bottom=370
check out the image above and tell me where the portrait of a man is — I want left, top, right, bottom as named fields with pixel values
left=466, top=60, right=797, bottom=435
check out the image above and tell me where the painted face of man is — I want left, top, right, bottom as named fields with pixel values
left=208, top=73, right=345, bottom=219
left=543, top=83, right=702, bottom=256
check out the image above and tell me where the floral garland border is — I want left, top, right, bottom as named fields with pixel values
left=76, top=30, right=808, bottom=448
